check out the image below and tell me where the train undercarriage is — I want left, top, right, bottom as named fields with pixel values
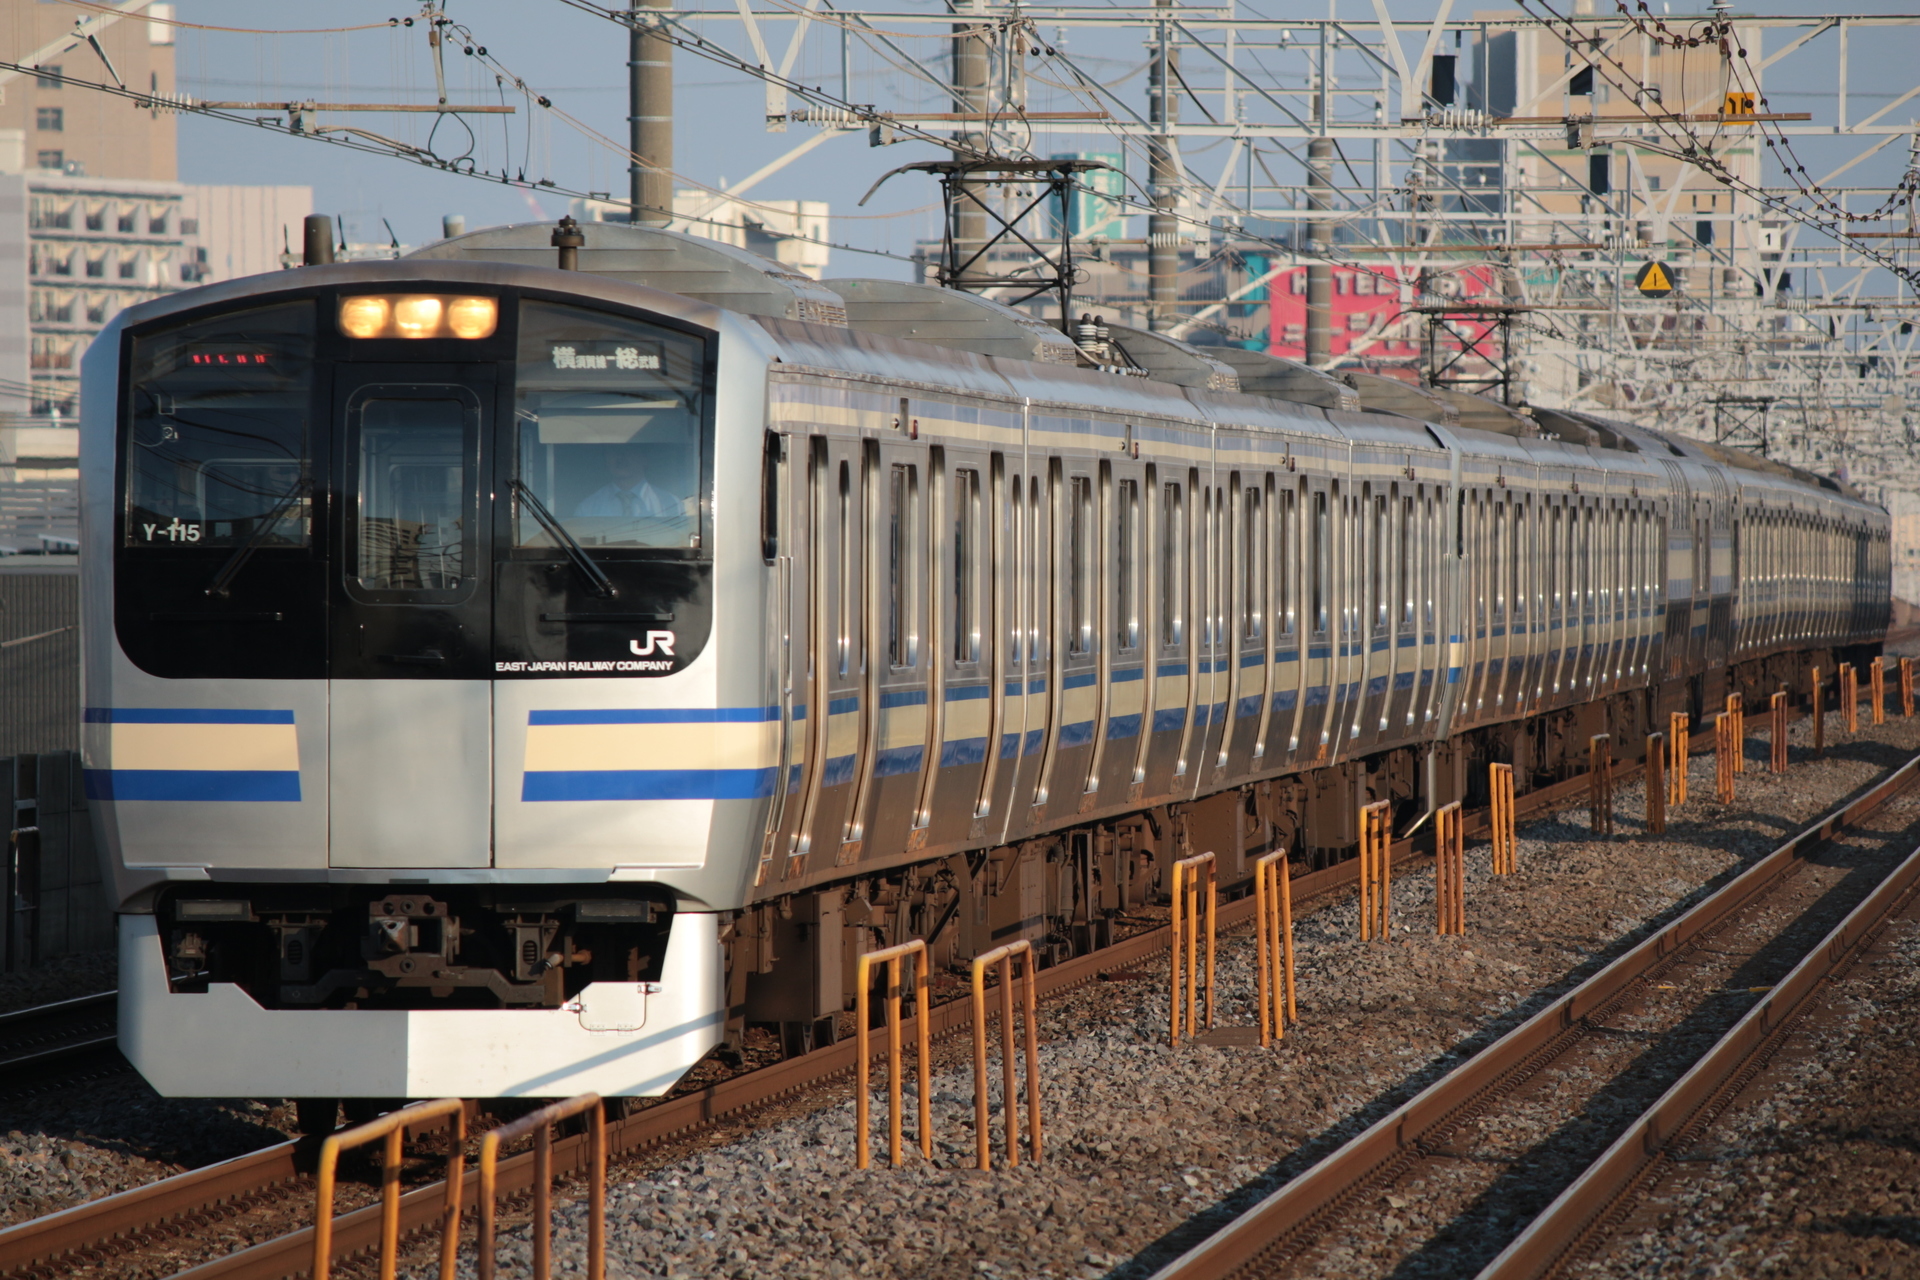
left=726, top=643, right=1879, bottom=1059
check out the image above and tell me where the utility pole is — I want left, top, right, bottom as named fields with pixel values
left=1306, top=137, right=1334, bottom=368
left=950, top=0, right=990, bottom=277
left=630, top=0, right=673, bottom=226
left=1147, top=0, right=1180, bottom=331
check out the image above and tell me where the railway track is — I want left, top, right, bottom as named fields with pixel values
left=1477, top=800, right=1920, bottom=1279
left=1148, top=750, right=1920, bottom=1280
left=0, top=992, right=125, bottom=1101
left=0, top=752, right=1658, bottom=1280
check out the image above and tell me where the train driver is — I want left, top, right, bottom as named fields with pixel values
left=573, top=443, right=695, bottom=520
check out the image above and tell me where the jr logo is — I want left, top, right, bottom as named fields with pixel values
left=630, top=631, right=677, bottom=657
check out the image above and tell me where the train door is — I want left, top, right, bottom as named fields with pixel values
left=1140, top=470, right=1193, bottom=795
left=790, top=437, right=870, bottom=867
left=1297, top=479, right=1335, bottom=762
left=758, top=431, right=806, bottom=882
left=1184, top=476, right=1226, bottom=793
left=921, top=446, right=993, bottom=848
left=1094, top=459, right=1149, bottom=801
left=1006, top=467, right=1054, bottom=818
left=1228, top=472, right=1272, bottom=775
left=328, top=364, right=494, bottom=868
left=972, top=453, right=1021, bottom=840
left=1265, top=477, right=1303, bottom=766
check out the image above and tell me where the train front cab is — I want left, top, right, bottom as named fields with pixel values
left=82, top=262, right=772, bottom=1099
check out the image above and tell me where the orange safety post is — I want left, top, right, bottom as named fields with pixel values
left=312, top=1098, right=467, bottom=1280
left=1812, top=666, right=1825, bottom=757
left=1434, top=801, right=1465, bottom=936
left=1728, top=710, right=1743, bottom=802
left=1645, top=732, right=1665, bottom=835
left=1843, top=664, right=1859, bottom=734
left=1169, top=851, right=1218, bottom=1045
left=1872, top=657, right=1887, bottom=726
left=1357, top=800, right=1392, bottom=940
left=1589, top=734, right=1614, bottom=836
left=970, top=940, right=1041, bottom=1171
left=1726, top=695, right=1744, bottom=774
left=855, top=939, right=932, bottom=1169
left=1902, top=656, right=1915, bottom=718
left=1252, top=849, right=1296, bottom=1046
left=477, top=1095, right=606, bottom=1280
left=1488, top=762, right=1516, bottom=875
left=1770, top=691, right=1789, bottom=773
left=1668, top=712, right=1689, bottom=809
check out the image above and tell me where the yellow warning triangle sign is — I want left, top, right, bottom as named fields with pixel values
left=1636, top=261, right=1674, bottom=296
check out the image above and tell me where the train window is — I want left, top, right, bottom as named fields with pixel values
left=1547, top=504, right=1560, bottom=620
left=1511, top=501, right=1526, bottom=627
left=1069, top=474, right=1094, bottom=655
left=1492, top=499, right=1507, bottom=623
left=1473, top=495, right=1488, bottom=628
left=1031, top=474, right=1048, bottom=663
left=124, top=301, right=314, bottom=548
left=1243, top=484, right=1265, bottom=642
left=889, top=463, right=919, bottom=668
left=512, top=301, right=706, bottom=552
left=838, top=460, right=852, bottom=677
left=346, top=388, right=480, bottom=596
left=1162, top=481, right=1185, bottom=647
left=1371, top=489, right=1388, bottom=633
left=953, top=466, right=979, bottom=664
left=1405, top=495, right=1420, bottom=629
left=760, top=432, right=783, bottom=562
left=1423, top=493, right=1436, bottom=632
left=1278, top=487, right=1296, bottom=638
left=1311, top=489, right=1328, bottom=634
left=1117, top=478, right=1140, bottom=651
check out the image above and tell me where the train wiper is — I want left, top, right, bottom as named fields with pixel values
left=512, top=480, right=615, bottom=599
left=204, top=480, right=308, bottom=599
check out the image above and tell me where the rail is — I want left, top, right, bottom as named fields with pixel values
left=1144, top=748, right=1920, bottom=1280
left=1478, top=817, right=1920, bottom=1278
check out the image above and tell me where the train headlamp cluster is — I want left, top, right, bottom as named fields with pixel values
left=338, top=294, right=498, bottom=340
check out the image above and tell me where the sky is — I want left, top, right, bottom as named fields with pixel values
left=163, top=1, right=1920, bottom=281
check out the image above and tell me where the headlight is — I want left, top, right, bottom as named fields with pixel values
left=446, top=296, right=498, bottom=339
left=392, top=295, right=444, bottom=338
left=338, top=295, right=390, bottom=339
left=338, top=294, right=498, bottom=339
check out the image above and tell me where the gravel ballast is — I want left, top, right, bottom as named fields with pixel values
left=1570, top=911, right=1920, bottom=1279
left=428, top=711, right=1920, bottom=1280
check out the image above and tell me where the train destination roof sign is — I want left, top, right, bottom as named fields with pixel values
left=1635, top=261, right=1675, bottom=298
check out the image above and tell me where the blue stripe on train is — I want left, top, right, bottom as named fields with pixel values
left=85, top=707, right=296, bottom=724
left=85, top=769, right=302, bottom=802
left=522, top=768, right=778, bottom=801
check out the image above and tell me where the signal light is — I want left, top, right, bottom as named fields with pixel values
left=338, top=294, right=497, bottom=340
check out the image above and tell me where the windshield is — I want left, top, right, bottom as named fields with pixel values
left=124, top=302, right=314, bottom=548
left=513, top=301, right=706, bottom=552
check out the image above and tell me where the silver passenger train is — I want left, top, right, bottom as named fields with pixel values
left=83, top=221, right=1889, bottom=1106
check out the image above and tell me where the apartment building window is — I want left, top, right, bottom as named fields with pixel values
left=117, top=209, right=135, bottom=233
left=117, top=256, right=136, bottom=280
left=35, top=150, right=63, bottom=171
left=148, top=212, right=168, bottom=234
left=35, top=107, right=63, bottom=132
left=84, top=255, right=103, bottom=278
left=34, top=66, right=61, bottom=89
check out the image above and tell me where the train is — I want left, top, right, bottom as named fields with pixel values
left=80, top=219, right=1889, bottom=1112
